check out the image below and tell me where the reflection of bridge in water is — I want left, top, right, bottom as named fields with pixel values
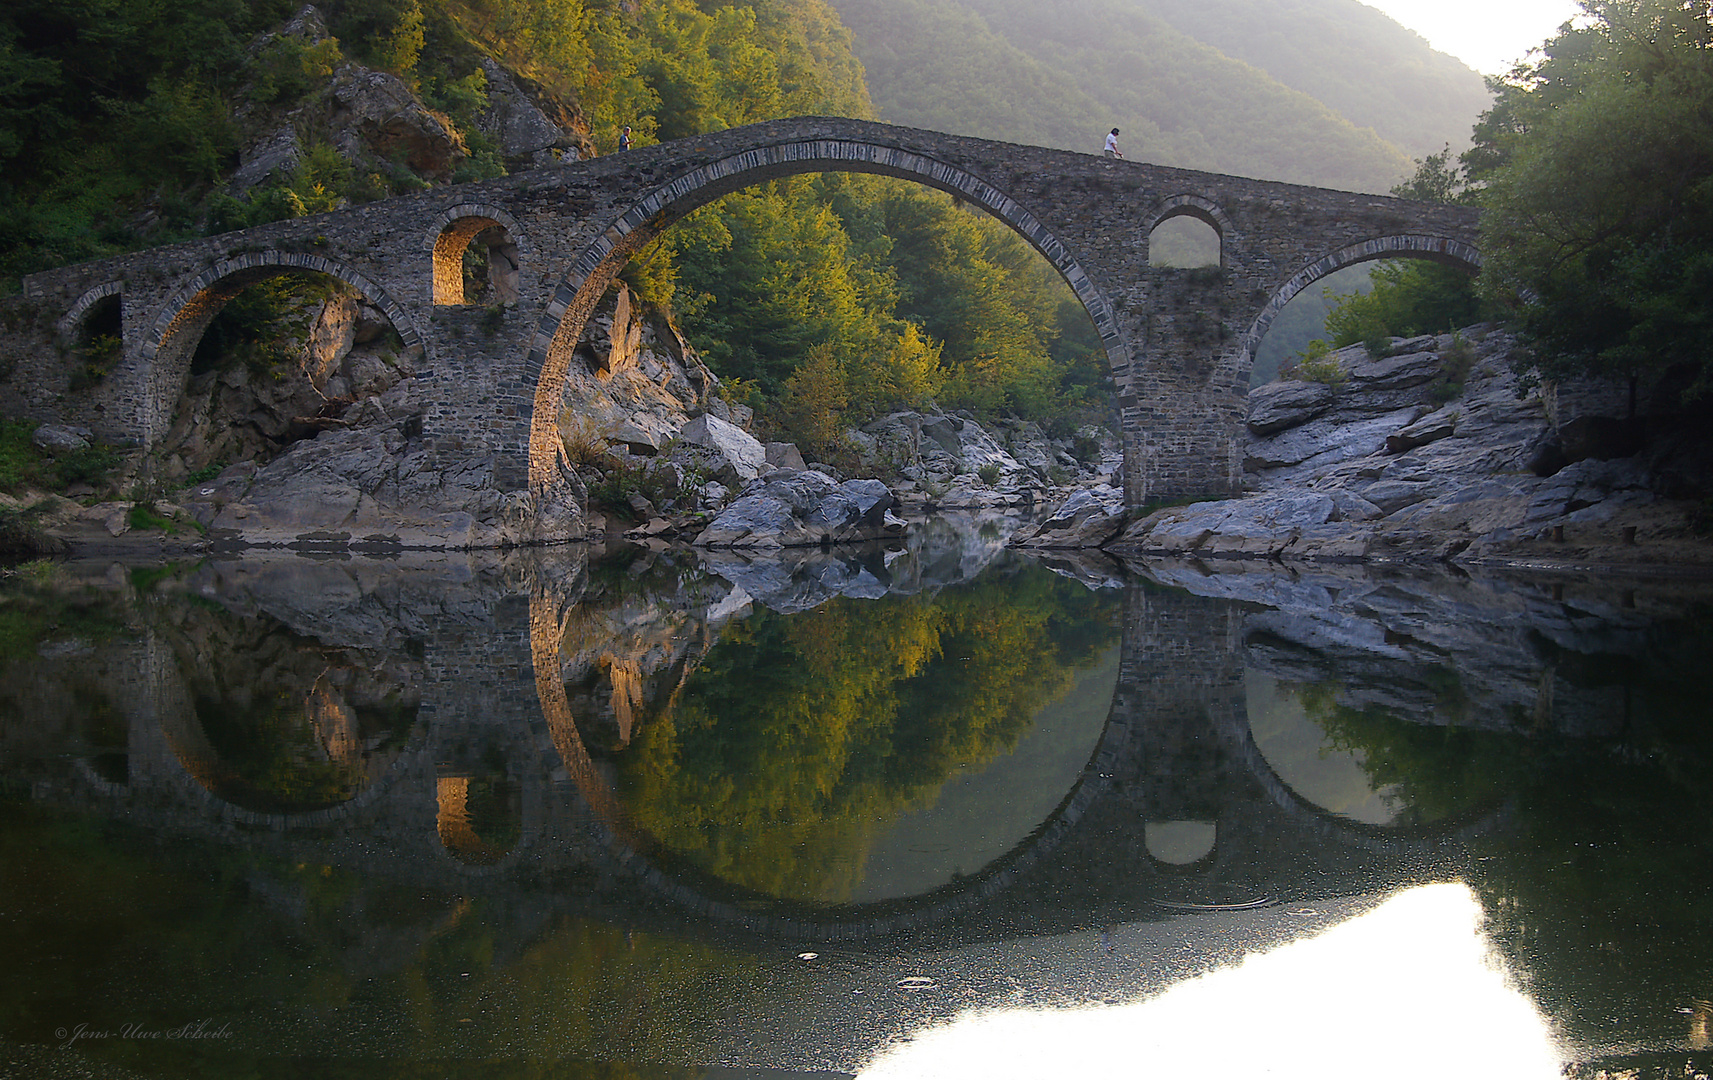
left=27, top=549, right=1495, bottom=952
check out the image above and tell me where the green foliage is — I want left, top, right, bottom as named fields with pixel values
left=1471, top=0, right=1713, bottom=397
left=0, top=419, right=117, bottom=495
left=0, top=0, right=306, bottom=290
left=1251, top=263, right=1374, bottom=386
left=1428, top=332, right=1477, bottom=404
left=1323, top=259, right=1491, bottom=348
left=0, top=505, right=64, bottom=562
left=775, top=344, right=850, bottom=458
left=1282, top=338, right=1346, bottom=386
left=0, top=571, right=132, bottom=657
left=68, top=332, right=123, bottom=392
left=126, top=503, right=183, bottom=534
left=1291, top=677, right=1523, bottom=826
left=659, top=172, right=1104, bottom=429
left=248, top=35, right=345, bottom=105
left=1389, top=143, right=1470, bottom=204
left=976, top=461, right=1002, bottom=485
left=376, top=0, right=426, bottom=83
left=190, top=273, right=343, bottom=378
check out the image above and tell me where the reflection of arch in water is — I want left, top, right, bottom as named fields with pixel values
left=1208, top=682, right=1505, bottom=853
left=527, top=583, right=1135, bottom=940
left=429, top=728, right=549, bottom=876
left=1145, top=820, right=1219, bottom=867
left=146, top=635, right=431, bottom=830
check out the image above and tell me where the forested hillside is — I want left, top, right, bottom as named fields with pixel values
left=1140, top=0, right=1491, bottom=158
left=828, top=0, right=1488, bottom=191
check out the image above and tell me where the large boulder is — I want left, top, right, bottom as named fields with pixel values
left=325, top=65, right=464, bottom=180
left=692, top=470, right=906, bottom=548
left=1346, top=348, right=1444, bottom=392
left=1010, top=485, right=1128, bottom=549
left=676, top=413, right=767, bottom=484
left=475, top=58, right=582, bottom=169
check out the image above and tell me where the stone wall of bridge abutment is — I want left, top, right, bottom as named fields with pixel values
left=6, top=116, right=1480, bottom=517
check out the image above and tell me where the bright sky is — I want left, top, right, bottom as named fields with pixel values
left=1361, top=0, right=1584, bottom=74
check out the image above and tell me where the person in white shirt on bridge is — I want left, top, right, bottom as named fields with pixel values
left=1103, top=128, right=1122, bottom=159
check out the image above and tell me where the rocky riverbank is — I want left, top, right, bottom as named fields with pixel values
left=1016, top=326, right=1713, bottom=572
left=13, top=315, right=1712, bottom=572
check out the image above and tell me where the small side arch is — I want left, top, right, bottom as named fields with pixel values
left=428, top=202, right=532, bottom=305
left=1148, top=194, right=1237, bottom=248
left=1238, top=234, right=1483, bottom=371
left=140, top=251, right=426, bottom=449
left=56, top=281, right=124, bottom=344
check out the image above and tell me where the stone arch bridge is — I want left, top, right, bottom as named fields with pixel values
left=6, top=117, right=1479, bottom=543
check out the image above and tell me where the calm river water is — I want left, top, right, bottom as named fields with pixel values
left=1, top=517, right=1710, bottom=1079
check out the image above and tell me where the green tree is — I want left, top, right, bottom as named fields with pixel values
left=1323, top=260, right=1490, bottom=348
left=1390, top=143, right=1469, bottom=205
left=777, top=342, right=850, bottom=457
left=1471, top=0, right=1713, bottom=396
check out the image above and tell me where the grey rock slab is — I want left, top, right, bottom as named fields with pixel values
left=1347, top=350, right=1443, bottom=391
left=1011, top=485, right=1127, bottom=549
left=1246, top=408, right=1423, bottom=474
left=1246, top=380, right=1335, bottom=435
left=692, top=470, right=904, bottom=548
left=678, top=413, right=767, bottom=482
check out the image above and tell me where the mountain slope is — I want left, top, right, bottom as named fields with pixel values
left=1142, top=0, right=1491, bottom=158
left=831, top=0, right=1487, bottom=192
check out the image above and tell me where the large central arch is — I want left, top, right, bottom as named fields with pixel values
left=520, top=137, right=1128, bottom=506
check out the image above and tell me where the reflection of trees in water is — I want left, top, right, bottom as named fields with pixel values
left=1287, top=675, right=1524, bottom=826
left=614, top=569, right=1121, bottom=903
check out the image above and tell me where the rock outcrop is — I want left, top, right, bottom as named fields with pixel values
left=1106, top=329, right=1705, bottom=567
left=177, top=283, right=716, bottom=549
left=692, top=470, right=907, bottom=549
left=229, top=5, right=593, bottom=196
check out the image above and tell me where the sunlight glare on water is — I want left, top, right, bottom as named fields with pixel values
left=857, top=883, right=1562, bottom=1079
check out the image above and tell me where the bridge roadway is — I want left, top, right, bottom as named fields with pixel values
left=3, top=117, right=1480, bottom=543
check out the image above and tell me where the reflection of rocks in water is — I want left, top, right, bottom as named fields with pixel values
left=556, top=551, right=735, bottom=753
left=1133, top=558, right=1704, bottom=739
left=693, top=509, right=1035, bottom=615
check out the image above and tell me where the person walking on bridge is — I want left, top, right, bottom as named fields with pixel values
left=1103, top=128, right=1122, bottom=159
